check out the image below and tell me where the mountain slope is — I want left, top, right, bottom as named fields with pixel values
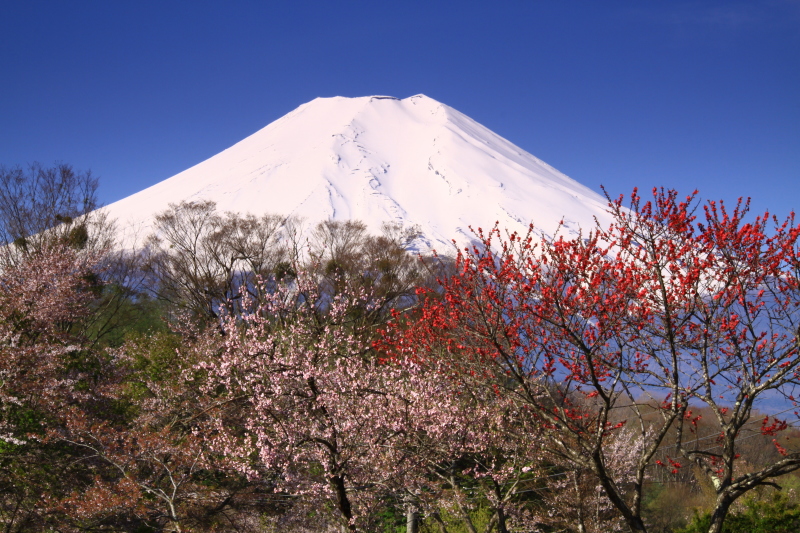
left=103, top=94, right=612, bottom=252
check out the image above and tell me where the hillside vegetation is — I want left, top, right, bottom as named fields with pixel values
left=2, top=165, right=800, bottom=533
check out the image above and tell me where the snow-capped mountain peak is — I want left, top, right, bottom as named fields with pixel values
left=103, top=94, right=612, bottom=252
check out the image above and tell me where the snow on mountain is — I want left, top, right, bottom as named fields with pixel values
left=103, top=94, right=612, bottom=253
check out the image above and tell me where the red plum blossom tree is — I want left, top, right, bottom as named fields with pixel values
left=379, top=188, right=800, bottom=533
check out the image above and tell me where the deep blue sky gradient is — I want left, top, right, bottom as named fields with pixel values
left=1, top=1, right=798, bottom=219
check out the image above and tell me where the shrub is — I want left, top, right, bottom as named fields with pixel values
left=678, top=492, right=800, bottom=533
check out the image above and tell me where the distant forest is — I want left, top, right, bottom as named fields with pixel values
left=2, top=163, right=800, bottom=533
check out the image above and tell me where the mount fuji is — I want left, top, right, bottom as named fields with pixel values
left=103, top=94, right=613, bottom=253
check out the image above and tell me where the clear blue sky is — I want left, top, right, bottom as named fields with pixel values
left=1, top=1, right=798, bottom=219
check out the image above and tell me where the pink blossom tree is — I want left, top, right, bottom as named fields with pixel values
left=0, top=243, right=105, bottom=529
left=0, top=243, right=100, bottom=446
left=203, top=272, right=431, bottom=532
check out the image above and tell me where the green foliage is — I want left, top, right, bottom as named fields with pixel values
left=378, top=502, right=496, bottom=533
left=376, top=504, right=405, bottom=533
left=274, top=260, right=296, bottom=281
left=641, top=481, right=710, bottom=532
left=325, top=258, right=344, bottom=276
left=65, top=223, right=88, bottom=249
left=80, top=270, right=104, bottom=298
left=677, top=492, right=800, bottom=533
left=85, top=286, right=169, bottom=348
left=0, top=405, right=45, bottom=443
left=121, top=331, right=185, bottom=400
left=419, top=503, right=493, bottom=533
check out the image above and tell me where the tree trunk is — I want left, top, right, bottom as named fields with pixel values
left=707, top=494, right=733, bottom=533
left=573, top=471, right=586, bottom=533
left=431, top=512, right=450, bottom=533
left=330, top=474, right=356, bottom=532
left=406, top=494, right=420, bottom=533
left=625, top=517, right=647, bottom=533
left=495, top=508, right=509, bottom=533
left=406, top=506, right=420, bottom=533
left=593, top=463, right=647, bottom=532
left=489, top=479, right=509, bottom=533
